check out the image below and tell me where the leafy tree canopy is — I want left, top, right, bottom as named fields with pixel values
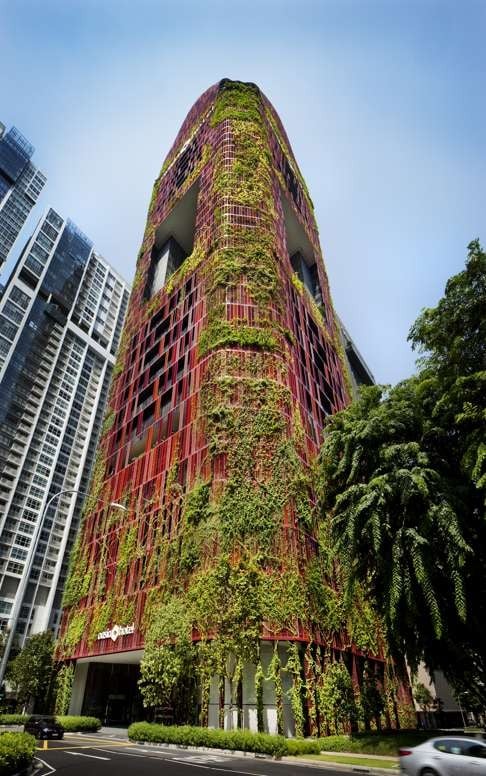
left=7, top=631, right=54, bottom=712
left=319, top=240, right=486, bottom=707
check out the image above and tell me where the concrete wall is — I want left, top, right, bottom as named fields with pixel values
left=68, top=662, right=89, bottom=715
left=207, top=640, right=296, bottom=736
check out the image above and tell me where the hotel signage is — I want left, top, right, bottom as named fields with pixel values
left=97, top=623, right=135, bottom=642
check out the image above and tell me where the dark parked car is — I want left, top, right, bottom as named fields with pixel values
left=24, top=715, right=64, bottom=740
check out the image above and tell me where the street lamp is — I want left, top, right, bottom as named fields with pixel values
left=0, top=488, right=127, bottom=683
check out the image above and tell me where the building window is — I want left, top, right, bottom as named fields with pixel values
left=290, top=251, right=322, bottom=303
left=149, top=237, right=187, bottom=298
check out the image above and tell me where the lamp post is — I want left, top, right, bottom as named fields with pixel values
left=0, top=488, right=126, bottom=683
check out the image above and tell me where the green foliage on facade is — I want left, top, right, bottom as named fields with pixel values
left=198, top=318, right=279, bottom=357
left=286, top=643, right=305, bottom=737
left=62, top=537, right=92, bottom=608
left=255, top=660, right=265, bottom=733
left=54, top=664, right=75, bottom=715
left=59, top=611, right=88, bottom=654
left=210, top=81, right=262, bottom=126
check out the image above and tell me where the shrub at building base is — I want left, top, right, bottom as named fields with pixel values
left=0, top=716, right=27, bottom=726
left=128, top=722, right=288, bottom=757
left=314, top=732, right=438, bottom=756
left=0, top=715, right=101, bottom=732
left=55, top=716, right=101, bottom=732
left=0, top=732, right=36, bottom=776
left=284, top=738, right=322, bottom=755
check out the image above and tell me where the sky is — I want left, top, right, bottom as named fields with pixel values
left=0, top=0, right=484, bottom=384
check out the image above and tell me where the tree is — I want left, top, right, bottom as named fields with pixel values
left=138, top=596, right=197, bottom=723
left=360, top=661, right=385, bottom=730
left=317, top=661, right=358, bottom=734
left=409, top=238, right=486, bottom=496
left=319, top=241, right=486, bottom=707
left=413, top=681, right=434, bottom=711
left=7, top=631, right=55, bottom=712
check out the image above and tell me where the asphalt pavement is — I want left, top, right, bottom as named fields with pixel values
left=34, top=733, right=358, bottom=776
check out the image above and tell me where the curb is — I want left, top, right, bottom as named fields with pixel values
left=131, top=740, right=277, bottom=759
left=282, top=758, right=397, bottom=774
left=129, top=740, right=397, bottom=771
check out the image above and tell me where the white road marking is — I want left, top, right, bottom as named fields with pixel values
left=65, top=751, right=110, bottom=760
left=96, top=748, right=166, bottom=759
left=176, top=755, right=229, bottom=763
left=171, top=760, right=270, bottom=775
left=34, top=756, right=56, bottom=775
left=96, top=747, right=270, bottom=774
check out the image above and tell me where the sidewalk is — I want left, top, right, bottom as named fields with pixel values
left=98, top=726, right=130, bottom=738
left=282, top=757, right=398, bottom=774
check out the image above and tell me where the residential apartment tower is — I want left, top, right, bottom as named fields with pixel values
left=0, top=209, right=129, bottom=679
left=0, top=123, right=46, bottom=272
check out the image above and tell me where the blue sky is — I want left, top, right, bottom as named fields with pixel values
left=1, top=0, right=484, bottom=384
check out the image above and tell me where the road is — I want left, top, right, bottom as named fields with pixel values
left=34, top=733, right=355, bottom=776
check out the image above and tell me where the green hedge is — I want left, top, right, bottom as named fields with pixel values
left=56, top=716, right=101, bottom=732
left=0, top=732, right=36, bottom=776
left=316, top=732, right=436, bottom=756
left=128, top=722, right=287, bottom=757
left=0, top=716, right=27, bottom=726
left=0, top=714, right=101, bottom=733
left=285, top=738, right=321, bottom=755
left=128, top=724, right=443, bottom=758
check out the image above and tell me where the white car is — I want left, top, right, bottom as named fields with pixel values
left=400, top=737, right=486, bottom=776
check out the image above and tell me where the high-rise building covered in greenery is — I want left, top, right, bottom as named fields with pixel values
left=59, top=80, right=413, bottom=733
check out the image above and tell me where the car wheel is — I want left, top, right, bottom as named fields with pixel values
left=421, top=769, right=438, bottom=776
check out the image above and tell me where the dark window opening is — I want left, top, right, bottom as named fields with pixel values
left=173, top=138, right=202, bottom=190
left=160, top=388, right=172, bottom=417
left=291, top=251, right=322, bottom=304
left=281, top=155, right=300, bottom=209
left=144, top=181, right=199, bottom=301
left=148, top=237, right=187, bottom=298
left=128, top=430, right=148, bottom=463
left=281, top=190, right=323, bottom=306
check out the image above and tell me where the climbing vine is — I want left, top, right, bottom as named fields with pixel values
left=255, top=660, right=264, bottom=733
left=304, top=644, right=319, bottom=737
left=54, top=663, right=75, bottom=715
left=286, top=642, right=305, bottom=737
left=267, top=644, right=284, bottom=735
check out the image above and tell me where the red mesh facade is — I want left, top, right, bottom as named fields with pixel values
left=58, top=81, right=381, bottom=676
